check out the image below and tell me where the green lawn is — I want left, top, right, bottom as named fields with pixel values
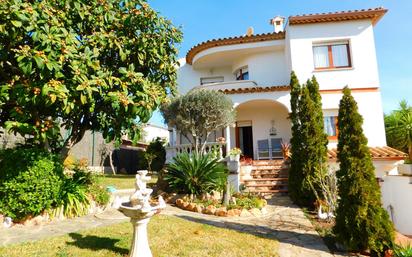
left=0, top=215, right=278, bottom=257
left=97, top=174, right=158, bottom=190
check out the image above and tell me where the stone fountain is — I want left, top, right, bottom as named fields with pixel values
left=118, top=170, right=166, bottom=257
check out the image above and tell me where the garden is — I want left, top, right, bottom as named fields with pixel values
left=0, top=0, right=411, bottom=256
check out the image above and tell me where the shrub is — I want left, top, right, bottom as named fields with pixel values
left=393, top=244, right=412, bottom=257
left=145, top=137, right=166, bottom=172
left=0, top=147, right=64, bottom=221
left=334, top=87, right=394, bottom=255
left=88, top=184, right=110, bottom=206
left=55, top=174, right=90, bottom=219
left=165, top=152, right=227, bottom=195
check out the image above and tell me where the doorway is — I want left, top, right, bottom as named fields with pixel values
left=236, top=121, right=254, bottom=158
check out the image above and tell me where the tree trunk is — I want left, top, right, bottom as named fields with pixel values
left=408, top=143, right=412, bottom=160
left=109, top=150, right=116, bottom=175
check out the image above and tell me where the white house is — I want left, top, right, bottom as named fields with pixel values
left=168, top=7, right=406, bottom=171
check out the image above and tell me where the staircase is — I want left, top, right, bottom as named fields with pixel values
left=241, top=160, right=289, bottom=196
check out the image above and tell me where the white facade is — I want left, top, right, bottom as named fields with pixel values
left=173, top=8, right=391, bottom=160
left=142, top=124, right=169, bottom=143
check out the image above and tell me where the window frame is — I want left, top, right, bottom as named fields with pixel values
left=313, top=42, right=352, bottom=70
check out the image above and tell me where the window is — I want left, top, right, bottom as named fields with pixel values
left=235, top=67, right=249, bottom=80
left=324, top=116, right=338, bottom=139
left=200, top=76, right=224, bottom=85
left=313, top=42, right=351, bottom=69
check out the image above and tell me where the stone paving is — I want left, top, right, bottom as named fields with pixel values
left=0, top=196, right=348, bottom=257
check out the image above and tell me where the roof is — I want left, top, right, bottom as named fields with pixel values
left=327, top=146, right=407, bottom=161
left=186, top=32, right=285, bottom=65
left=288, top=7, right=387, bottom=26
left=218, top=85, right=290, bottom=95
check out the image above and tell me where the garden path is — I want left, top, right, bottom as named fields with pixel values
left=0, top=196, right=348, bottom=257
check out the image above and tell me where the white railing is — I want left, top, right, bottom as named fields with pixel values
left=193, top=80, right=257, bottom=92
left=166, top=142, right=226, bottom=163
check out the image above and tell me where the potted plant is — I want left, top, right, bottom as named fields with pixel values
left=240, top=156, right=253, bottom=180
left=229, top=148, right=242, bottom=161
left=281, top=142, right=291, bottom=160
left=385, top=100, right=412, bottom=176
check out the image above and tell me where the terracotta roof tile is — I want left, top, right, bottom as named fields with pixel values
left=289, top=7, right=387, bottom=26
left=186, top=32, right=285, bottom=65
left=218, top=85, right=290, bottom=95
left=328, top=146, right=407, bottom=161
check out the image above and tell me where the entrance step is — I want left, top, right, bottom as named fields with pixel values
left=241, top=159, right=290, bottom=195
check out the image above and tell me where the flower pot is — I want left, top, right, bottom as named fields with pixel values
left=398, top=163, right=412, bottom=176
left=229, top=154, right=240, bottom=162
left=240, top=165, right=253, bottom=180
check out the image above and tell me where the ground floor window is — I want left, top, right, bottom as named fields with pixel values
left=324, top=116, right=338, bottom=139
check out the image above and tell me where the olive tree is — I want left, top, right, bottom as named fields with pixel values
left=0, top=0, right=182, bottom=158
left=161, top=89, right=236, bottom=153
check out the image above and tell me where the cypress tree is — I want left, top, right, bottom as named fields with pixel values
left=288, top=72, right=328, bottom=206
left=296, top=84, right=327, bottom=206
left=288, top=71, right=304, bottom=203
left=333, top=87, right=394, bottom=256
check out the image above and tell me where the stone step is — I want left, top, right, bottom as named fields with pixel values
left=252, top=160, right=284, bottom=166
left=251, top=166, right=288, bottom=171
left=247, top=189, right=288, bottom=194
left=244, top=177, right=288, bottom=182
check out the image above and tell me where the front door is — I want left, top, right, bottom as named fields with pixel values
left=238, top=126, right=254, bottom=158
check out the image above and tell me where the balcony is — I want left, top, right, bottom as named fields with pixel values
left=194, top=80, right=257, bottom=92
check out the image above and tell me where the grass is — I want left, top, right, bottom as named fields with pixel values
left=0, top=215, right=278, bottom=257
left=97, top=174, right=158, bottom=190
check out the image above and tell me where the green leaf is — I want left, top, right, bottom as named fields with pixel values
left=33, top=56, right=44, bottom=69
left=11, top=20, right=22, bottom=27
left=80, top=94, right=86, bottom=105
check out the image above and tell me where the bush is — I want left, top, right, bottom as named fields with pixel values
left=55, top=176, right=90, bottom=219
left=145, top=137, right=166, bottom=172
left=0, top=147, right=64, bottom=221
left=393, top=244, right=412, bottom=257
left=165, top=152, right=227, bottom=195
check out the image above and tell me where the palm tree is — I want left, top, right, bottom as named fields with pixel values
left=385, top=100, right=412, bottom=160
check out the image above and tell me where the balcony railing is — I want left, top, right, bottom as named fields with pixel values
left=165, top=142, right=226, bottom=163
left=194, top=80, right=257, bottom=92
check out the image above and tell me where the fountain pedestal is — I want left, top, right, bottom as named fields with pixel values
left=118, top=170, right=165, bottom=257
left=130, top=217, right=152, bottom=257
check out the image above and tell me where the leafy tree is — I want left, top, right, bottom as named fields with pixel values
left=0, top=0, right=182, bottom=158
left=385, top=100, right=412, bottom=160
left=145, top=137, right=166, bottom=172
left=288, top=72, right=328, bottom=206
left=334, top=87, right=394, bottom=256
left=161, top=89, right=236, bottom=153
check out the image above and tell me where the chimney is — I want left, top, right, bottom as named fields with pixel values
left=270, top=16, right=285, bottom=33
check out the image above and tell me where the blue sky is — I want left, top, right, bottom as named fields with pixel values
left=148, top=0, right=412, bottom=127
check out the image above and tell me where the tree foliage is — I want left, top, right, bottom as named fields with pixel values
left=288, top=72, right=328, bottom=206
left=161, top=89, right=236, bottom=153
left=0, top=0, right=182, bottom=157
left=385, top=100, right=412, bottom=160
left=334, top=87, right=394, bottom=256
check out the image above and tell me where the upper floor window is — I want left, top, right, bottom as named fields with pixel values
left=235, top=67, right=249, bottom=80
left=324, top=116, right=338, bottom=140
left=200, top=76, right=224, bottom=85
left=313, top=42, right=351, bottom=70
